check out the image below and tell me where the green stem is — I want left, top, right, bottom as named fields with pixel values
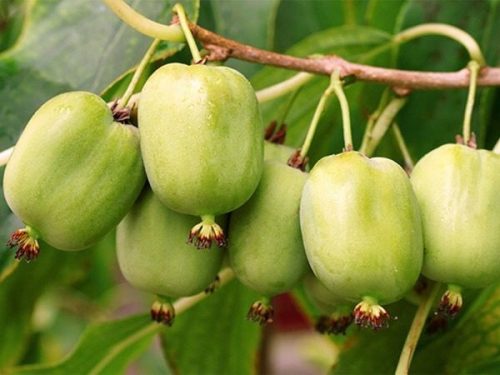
left=174, top=268, right=235, bottom=314
left=0, top=146, right=14, bottom=167
left=299, top=74, right=337, bottom=158
left=331, top=70, right=353, bottom=151
left=173, top=3, right=201, bottom=63
left=395, top=282, right=441, bottom=375
left=462, top=60, right=480, bottom=145
left=117, top=38, right=160, bottom=109
left=493, top=138, right=500, bottom=154
left=392, top=123, right=415, bottom=171
left=393, top=23, right=486, bottom=66
left=255, top=72, right=313, bottom=103
left=103, top=0, right=184, bottom=42
left=300, top=70, right=352, bottom=157
left=360, top=96, right=407, bottom=156
left=359, top=89, right=392, bottom=150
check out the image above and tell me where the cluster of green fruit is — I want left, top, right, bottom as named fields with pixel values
left=3, top=62, right=499, bottom=331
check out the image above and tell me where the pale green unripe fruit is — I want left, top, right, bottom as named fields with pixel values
left=3, top=91, right=145, bottom=257
left=116, top=188, right=224, bottom=298
left=303, top=273, right=351, bottom=314
left=264, top=141, right=295, bottom=163
left=301, top=152, right=423, bottom=307
left=411, top=144, right=500, bottom=289
left=139, top=63, right=263, bottom=216
left=303, top=273, right=354, bottom=334
left=229, top=161, right=308, bottom=297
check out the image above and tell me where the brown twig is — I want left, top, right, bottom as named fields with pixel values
left=190, top=24, right=500, bottom=90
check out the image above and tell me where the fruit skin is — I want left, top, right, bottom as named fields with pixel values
left=264, top=141, right=295, bottom=164
left=3, top=91, right=145, bottom=251
left=229, top=160, right=308, bottom=296
left=411, top=144, right=500, bottom=289
left=303, top=273, right=351, bottom=314
left=116, top=187, right=225, bottom=298
left=138, top=63, right=263, bottom=216
left=300, top=151, right=423, bottom=305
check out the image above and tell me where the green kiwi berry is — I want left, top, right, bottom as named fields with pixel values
left=138, top=63, right=263, bottom=249
left=229, top=161, right=308, bottom=324
left=300, top=151, right=423, bottom=329
left=116, top=187, right=225, bottom=325
left=411, top=143, right=500, bottom=315
left=4, top=91, right=145, bottom=261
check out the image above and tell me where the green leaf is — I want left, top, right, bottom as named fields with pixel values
left=0, top=244, right=91, bottom=368
left=209, top=0, right=281, bottom=76
left=12, top=314, right=159, bottom=375
left=442, top=284, right=500, bottom=374
left=161, top=279, right=262, bottom=375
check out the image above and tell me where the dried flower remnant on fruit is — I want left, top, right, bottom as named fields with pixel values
left=204, top=275, right=221, bottom=294
left=265, top=121, right=287, bottom=144
left=455, top=133, right=477, bottom=149
left=108, top=101, right=132, bottom=124
left=188, top=216, right=226, bottom=249
left=353, top=298, right=390, bottom=330
left=151, top=300, right=175, bottom=326
left=7, top=227, right=40, bottom=262
left=247, top=300, right=274, bottom=325
left=315, top=313, right=354, bottom=335
left=438, top=287, right=463, bottom=318
left=287, top=149, right=308, bottom=171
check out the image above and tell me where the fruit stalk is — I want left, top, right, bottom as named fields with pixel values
left=299, top=69, right=345, bottom=160
left=117, top=38, right=161, bottom=110
left=359, top=96, right=408, bottom=156
left=395, top=282, right=441, bottom=375
left=391, top=124, right=415, bottom=171
left=392, top=23, right=485, bottom=66
left=173, top=3, right=202, bottom=63
left=330, top=70, right=353, bottom=151
left=462, top=60, right=480, bottom=146
left=255, top=72, right=313, bottom=103
left=102, top=0, right=184, bottom=42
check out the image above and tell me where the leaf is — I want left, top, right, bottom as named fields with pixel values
left=209, top=0, right=281, bottom=77
left=12, top=314, right=159, bottom=375
left=273, top=0, right=405, bottom=52
left=0, top=244, right=91, bottom=368
left=442, top=284, right=500, bottom=374
left=161, top=279, right=263, bottom=375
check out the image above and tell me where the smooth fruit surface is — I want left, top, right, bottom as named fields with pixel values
left=117, top=188, right=224, bottom=298
left=300, top=151, right=423, bottom=305
left=411, top=144, right=500, bottom=288
left=264, top=141, right=295, bottom=164
left=3, top=91, right=145, bottom=250
left=303, top=273, right=350, bottom=314
left=229, top=161, right=308, bottom=296
left=138, top=63, right=263, bottom=216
